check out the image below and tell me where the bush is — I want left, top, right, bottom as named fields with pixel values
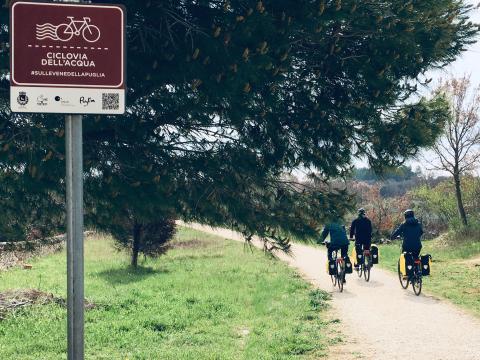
left=0, top=178, right=64, bottom=244
left=350, top=182, right=411, bottom=240
left=133, top=219, right=177, bottom=260
left=103, top=213, right=177, bottom=267
left=447, top=219, right=480, bottom=243
left=411, top=176, right=480, bottom=234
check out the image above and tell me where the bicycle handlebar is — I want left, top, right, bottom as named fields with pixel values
left=66, top=16, right=91, bottom=22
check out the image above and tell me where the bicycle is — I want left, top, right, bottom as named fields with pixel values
left=356, top=248, right=372, bottom=282
left=56, top=17, right=101, bottom=43
left=397, top=252, right=422, bottom=296
left=329, top=249, right=346, bottom=292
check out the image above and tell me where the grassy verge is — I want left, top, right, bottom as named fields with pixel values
left=0, top=227, right=332, bottom=359
left=377, top=237, right=480, bottom=316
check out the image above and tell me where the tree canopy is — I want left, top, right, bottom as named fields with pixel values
left=0, top=0, right=478, bottom=249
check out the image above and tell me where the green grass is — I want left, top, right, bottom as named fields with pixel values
left=377, top=237, right=480, bottom=316
left=0, top=227, right=332, bottom=359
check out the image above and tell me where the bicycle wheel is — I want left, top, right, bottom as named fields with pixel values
left=398, top=260, right=409, bottom=289
left=56, top=24, right=74, bottom=42
left=364, top=257, right=371, bottom=282
left=337, top=263, right=344, bottom=292
left=331, top=274, right=337, bottom=286
left=357, top=262, right=363, bottom=277
left=83, top=24, right=101, bottom=42
left=412, top=268, right=422, bottom=296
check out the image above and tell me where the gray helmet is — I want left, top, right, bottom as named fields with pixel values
left=404, top=209, right=415, bottom=219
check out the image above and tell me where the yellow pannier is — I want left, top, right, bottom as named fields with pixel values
left=399, top=253, right=407, bottom=277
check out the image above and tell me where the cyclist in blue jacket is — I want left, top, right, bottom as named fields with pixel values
left=319, top=214, right=350, bottom=282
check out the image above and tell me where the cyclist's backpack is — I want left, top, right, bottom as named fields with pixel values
left=421, top=254, right=432, bottom=276
left=327, top=260, right=336, bottom=275
left=344, top=256, right=353, bottom=274
left=371, top=245, right=379, bottom=264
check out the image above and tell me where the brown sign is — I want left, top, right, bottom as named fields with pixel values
left=11, top=1, right=125, bottom=89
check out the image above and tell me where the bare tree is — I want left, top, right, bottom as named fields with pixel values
left=430, top=76, right=480, bottom=226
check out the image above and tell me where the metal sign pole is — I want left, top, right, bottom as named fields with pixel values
left=66, top=113, right=84, bottom=360
left=66, top=2, right=84, bottom=360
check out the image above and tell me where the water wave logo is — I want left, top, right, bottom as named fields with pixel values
left=36, top=23, right=60, bottom=41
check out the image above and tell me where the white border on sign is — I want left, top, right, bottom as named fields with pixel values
left=11, top=1, right=125, bottom=88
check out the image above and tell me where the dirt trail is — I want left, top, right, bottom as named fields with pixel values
left=183, top=223, right=480, bottom=360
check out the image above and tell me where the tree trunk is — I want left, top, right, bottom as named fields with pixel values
left=132, top=222, right=142, bottom=268
left=453, top=173, right=468, bottom=227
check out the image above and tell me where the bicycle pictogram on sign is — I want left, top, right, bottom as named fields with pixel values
left=36, top=17, right=101, bottom=43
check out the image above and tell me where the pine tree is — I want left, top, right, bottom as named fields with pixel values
left=0, top=1, right=478, bottom=249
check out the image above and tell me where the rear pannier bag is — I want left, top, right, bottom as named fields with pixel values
left=327, top=260, right=336, bottom=275
left=371, top=245, right=379, bottom=264
left=344, top=256, right=353, bottom=274
left=399, top=253, right=407, bottom=277
left=404, top=253, right=415, bottom=277
left=421, top=254, right=432, bottom=276
left=356, top=251, right=364, bottom=265
left=351, top=247, right=358, bottom=266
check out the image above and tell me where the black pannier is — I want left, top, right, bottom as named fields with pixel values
left=328, top=259, right=336, bottom=275
left=404, top=252, right=415, bottom=277
left=421, top=254, right=432, bottom=276
left=371, top=245, right=379, bottom=264
left=356, top=251, right=364, bottom=265
left=344, top=256, right=353, bottom=274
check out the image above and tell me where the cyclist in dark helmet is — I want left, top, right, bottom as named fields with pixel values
left=391, top=209, right=423, bottom=259
left=349, top=208, right=372, bottom=270
left=319, top=212, right=350, bottom=282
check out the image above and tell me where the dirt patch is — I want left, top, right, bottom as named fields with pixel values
left=0, top=289, right=63, bottom=320
left=0, top=289, right=97, bottom=321
left=0, top=231, right=96, bottom=271
left=170, top=238, right=213, bottom=249
left=450, top=256, right=480, bottom=268
left=0, top=236, right=65, bottom=271
left=0, top=242, right=62, bottom=271
left=460, top=256, right=480, bottom=266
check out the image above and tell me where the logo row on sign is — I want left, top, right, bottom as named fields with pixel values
left=17, top=91, right=99, bottom=108
left=11, top=86, right=125, bottom=114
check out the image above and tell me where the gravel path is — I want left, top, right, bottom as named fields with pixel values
left=183, top=223, right=480, bottom=360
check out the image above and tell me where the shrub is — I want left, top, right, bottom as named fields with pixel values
left=411, top=176, right=480, bottom=234
left=104, top=214, right=177, bottom=267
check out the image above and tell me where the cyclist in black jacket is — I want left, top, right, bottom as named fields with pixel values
left=391, top=209, right=423, bottom=259
left=349, top=208, right=372, bottom=269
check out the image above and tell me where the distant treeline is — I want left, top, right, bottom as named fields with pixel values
left=352, top=165, right=419, bottom=182
left=352, top=166, right=450, bottom=198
